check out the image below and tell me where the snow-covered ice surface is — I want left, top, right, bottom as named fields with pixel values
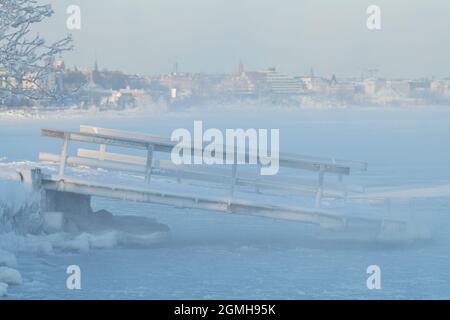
left=1, top=107, right=450, bottom=299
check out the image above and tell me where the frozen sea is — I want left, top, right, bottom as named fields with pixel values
left=1, top=106, right=450, bottom=299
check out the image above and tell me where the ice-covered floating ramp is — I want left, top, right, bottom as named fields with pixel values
left=10, top=125, right=408, bottom=236
left=351, top=184, right=450, bottom=200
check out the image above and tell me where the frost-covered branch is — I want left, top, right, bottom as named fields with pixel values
left=0, top=0, right=73, bottom=105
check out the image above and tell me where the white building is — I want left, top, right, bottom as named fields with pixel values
left=431, top=79, right=450, bottom=96
left=363, top=78, right=385, bottom=96
left=262, top=68, right=303, bottom=95
left=386, top=80, right=412, bottom=97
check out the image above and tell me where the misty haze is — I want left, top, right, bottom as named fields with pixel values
left=0, top=0, right=450, bottom=302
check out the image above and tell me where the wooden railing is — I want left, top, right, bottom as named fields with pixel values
left=39, top=125, right=366, bottom=208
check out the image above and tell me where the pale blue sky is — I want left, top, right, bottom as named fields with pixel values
left=38, top=0, right=450, bottom=77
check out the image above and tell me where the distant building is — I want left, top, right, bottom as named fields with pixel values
left=431, top=79, right=450, bottom=95
left=386, top=80, right=411, bottom=97
left=238, top=60, right=245, bottom=76
left=245, top=71, right=270, bottom=94
left=301, top=77, right=314, bottom=91
left=330, top=80, right=357, bottom=97
left=311, top=77, right=330, bottom=95
left=261, top=68, right=302, bottom=95
left=215, top=72, right=255, bottom=96
left=300, top=75, right=332, bottom=95
left=363, top=78, right=385, bottom=96
left=159, top=73, right=194, bottom=98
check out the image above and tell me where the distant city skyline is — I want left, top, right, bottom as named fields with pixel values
left=36, top=0, right=450, bottom=78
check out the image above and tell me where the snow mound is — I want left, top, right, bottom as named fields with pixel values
left=47, top=209, right=171, bottom=251
left=49, top=230, right=168, bottom=252
left=0, top=267, right=22, bottom=286
left=2, top=209, right=170, bottom=254
left=10, top=224, right=169, bottom=255
left=27, top=231, right=166, bottom=253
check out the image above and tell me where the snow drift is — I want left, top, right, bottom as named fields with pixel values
left=0, top=267, right=22, bottom=285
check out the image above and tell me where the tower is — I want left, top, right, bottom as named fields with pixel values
left=94, top=58, right=99, bottom=72
left=310, top=67, right=315, bottom=88
left=238, top=60, right=244, bottom=76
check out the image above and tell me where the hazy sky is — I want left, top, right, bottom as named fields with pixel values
left=37, top=0, right=450, bottom=78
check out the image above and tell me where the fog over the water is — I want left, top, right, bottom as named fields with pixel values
left=37, top=0, right=450, bottom=77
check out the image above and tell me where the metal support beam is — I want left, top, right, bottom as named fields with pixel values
left=58, top=133, right=70, bottom=176
left=315, top=167, right=325, bottom=208
left=145, top=144, right=154, bottom=183
left=255, top=163, right=262, bottom=194
left=230, top=164, right=238, bottom=200
left=99, top=144, right=106, bottom=160
left=38, top=175, right=407, bottom=232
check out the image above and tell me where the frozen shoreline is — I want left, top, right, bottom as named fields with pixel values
left=1, top=103, right=448, bottom=122
left=1, top=107, right=450, bottom=299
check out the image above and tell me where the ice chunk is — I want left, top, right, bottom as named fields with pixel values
left=87, top=231, right=119, bottom=249
left=59, top=234, right=91, bottom=253
left=0, top=267, right=22, bottom=285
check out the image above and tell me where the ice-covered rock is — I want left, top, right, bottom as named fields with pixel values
left=0, top=177, right=41, bottom=234
left=0, top=267, right=22, bottom=285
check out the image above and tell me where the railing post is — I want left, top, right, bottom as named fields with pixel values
left=255, top=163, right=262, bottom=193
left=315, top=166, right=325, bottom=209
left=145, top=144, right=154, bottom=183
left=381, top=198, right=392, bottom=230
left=230, top=163, right=237, bottom=200
left=59, top=133, right=70, bottom=176
left=99, top=144, right=106, bottom=160
left=176, top=167, right=182, bottom=183
left=385, top=198, right=391, bottom=217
